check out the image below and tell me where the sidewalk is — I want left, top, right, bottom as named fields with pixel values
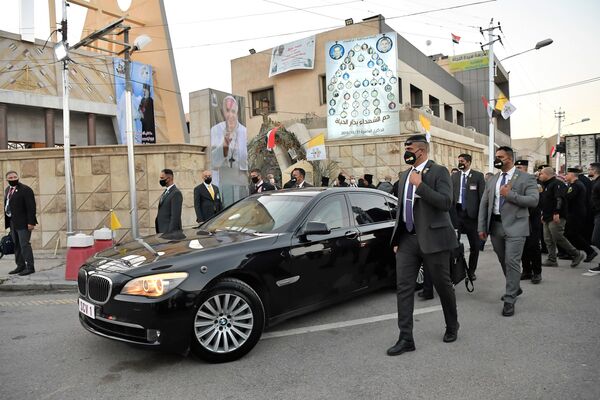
left=0, top=251, right=76, bottom=291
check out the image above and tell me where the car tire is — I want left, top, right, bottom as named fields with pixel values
left=190, top=278, right=265, bottom=363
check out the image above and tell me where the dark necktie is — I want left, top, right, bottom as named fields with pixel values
left=5, top=186, right=15, bottom=216
left=499, top=173, right=507, bottom=210
left=160, top=189, right=169, bottom=204
left=461, top=173, right=467, bottom=210
left=405, top=173, right=414, bottom=232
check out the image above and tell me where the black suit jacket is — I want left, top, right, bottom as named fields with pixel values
left=249, top=181, right=276, bottom=195
left=194, top=183, right=222, bottom=223
left=452, top=169, right=485, bottom=220
left=155, top=185, right=183, bottom=234
left=4, top=183, right=37, bottom=230
left=391, top=160, right=458, bottom=254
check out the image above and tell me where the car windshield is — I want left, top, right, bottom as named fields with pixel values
left=203, top=194, right=313, bottom=233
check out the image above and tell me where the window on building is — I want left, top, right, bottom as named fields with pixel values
left=444, top=104, right=453, bottom=122
left=429, top=95, right=440, bottom=117
left=319, top=75, right=327, bottom=105
left=410, top=84, right=423, bottom=108
left=457, top=110, right=464, bottom=127
left=398, top=78, right=403, bottom=104
left=251, top=87, right=275, bottom=116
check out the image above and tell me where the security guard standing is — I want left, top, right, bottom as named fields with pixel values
left=564, top=167, right=597, bottom=262
left=515, top=160, right=542, bottom=283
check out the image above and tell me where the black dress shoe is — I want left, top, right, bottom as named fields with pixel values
left=531, top=274, right=542, bottom=284
left=501, top=288, right=522, bottom=301
left=502, top=302, right=515, bottom=317
left=417, top=291, right=434, bottom=300
left=584, top=250, right=598, bottom=263
left=520, top=273, right=532, bottom=281
left=443, top=323, right=459, bottom=343
left=18, top=269, right=35, bottom=276
left=8, top=267, right=25, bottom=275
left=386, top=338, right=416, bottom=356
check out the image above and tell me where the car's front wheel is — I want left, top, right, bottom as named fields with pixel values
left=190, top=278, right=265, bottom=363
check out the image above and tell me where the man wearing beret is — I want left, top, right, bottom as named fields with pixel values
left=387, top=134, right=459, bottom=356
left=563, top=167, right=596, bottom=263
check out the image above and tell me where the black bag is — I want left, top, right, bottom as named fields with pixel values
left=450, top=243, right=474, bottom=292
left=0, top=233, right=15, bottom=258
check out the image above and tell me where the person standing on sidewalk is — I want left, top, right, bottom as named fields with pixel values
left=478, top=147, right=539, bottom=317
left=4, top=171, right=37, bottom=276
left=537, top=167, right=585, bottom=268
left=155, top=169, right=182, bottom=234
left=515, top=160, right=543, bottom=284
left=564, top=167, right=597, bottom=262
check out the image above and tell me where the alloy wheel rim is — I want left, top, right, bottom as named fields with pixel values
left=194, top=293, right=254, bottom=353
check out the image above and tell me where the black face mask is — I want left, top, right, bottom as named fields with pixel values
left=458, top=163, right=466, bottom=170
left=204, top=177, right=212, bottom=184
left=159, top=179, right=168, bottom=187
left=251, top=176, right=259, bottom=184
left=403, top=151, right=419, bottom=165
left=494, top=158, right=504, bottom=169
left=8, top=180, right=18, bottom=187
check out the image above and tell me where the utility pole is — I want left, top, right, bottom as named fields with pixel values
left=555, top=108, right=565, bottom=172
left=61, top=0, right=74, bottom=236
left=480, top=19, right=503, bottom=172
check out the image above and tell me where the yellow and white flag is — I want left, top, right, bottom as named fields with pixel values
left=419, top=114, right=432, bottom=142
left=307, top=133, right=327, bottom=161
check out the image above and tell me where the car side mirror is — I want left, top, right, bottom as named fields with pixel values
left=301, top=221, right=331, bottom=238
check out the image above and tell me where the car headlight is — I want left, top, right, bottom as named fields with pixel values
left=120, top=272, right=188, bottom=297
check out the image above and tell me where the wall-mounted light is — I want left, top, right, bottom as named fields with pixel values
left=249, top=48, right=256, bottom=54
left=345, top=18, right=354, bottom=26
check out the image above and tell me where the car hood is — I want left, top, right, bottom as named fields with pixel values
left=86, top=228, right=277, bottom=274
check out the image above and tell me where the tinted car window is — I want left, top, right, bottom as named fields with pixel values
left=305, top=195, right=350, bottom=230
left=203, top=194, right=312, bottom=233
left=348, top=193, right=393, bottom=225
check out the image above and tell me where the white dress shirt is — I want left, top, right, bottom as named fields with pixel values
left=458, top=169, right=471, bottom=205
left=402, top=159, right=429, bottom=223
left=494, top=166, right=516, bottom=214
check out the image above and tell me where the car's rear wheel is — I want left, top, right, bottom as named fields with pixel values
left=190, top=278, right=265, bottom=363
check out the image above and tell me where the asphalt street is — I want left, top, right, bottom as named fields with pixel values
left=1, top=250, right=599, bottom=400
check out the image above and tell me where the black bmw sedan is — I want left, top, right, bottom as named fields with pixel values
left=78, top=188, right=398, bottom=363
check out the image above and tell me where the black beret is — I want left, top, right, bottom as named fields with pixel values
left=567, top=167, right=582, bottom=173
left=515, top=159, right=529, bottom=166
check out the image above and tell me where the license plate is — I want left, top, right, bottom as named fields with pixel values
left=78, top=298, right=96, bottom=319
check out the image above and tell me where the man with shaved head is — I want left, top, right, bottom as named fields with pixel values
left=194, top=170, right=222, bottom=224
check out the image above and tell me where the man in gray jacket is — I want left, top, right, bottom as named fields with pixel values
left=478, top=147, right=539, bottom=317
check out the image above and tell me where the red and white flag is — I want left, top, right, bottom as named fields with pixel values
left=266, top=126, right=279, bottom=151
left=481, top=96, right=494, bottom=118
left=451, top=33, right=461, bottom=44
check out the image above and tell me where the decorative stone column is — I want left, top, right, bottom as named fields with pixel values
left=0, top=103, right=8, bottom=149
left=45, top=108, right=55, bottom=147
left=87, top=113, right=96, bottom=146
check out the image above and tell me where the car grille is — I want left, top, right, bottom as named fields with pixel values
left=77, top=269, right=87, bottom=296
left=87, top=274, right=112, bottom=304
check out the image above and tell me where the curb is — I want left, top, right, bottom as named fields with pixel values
left=0, top=282, right=78, bottom=292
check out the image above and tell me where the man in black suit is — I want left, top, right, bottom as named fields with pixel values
left=194, top=170, right=222, bottom=224
left=249, top=168, right=276, bottom=194
left=387, top=134, right=459, bottom=356
left=452, top=153, right=485, bottom=280
left=155, top=169, right=183, bottom=234
left=5, top=171, right=37, bottom=276
left=292, top=168, right=312, bottom=188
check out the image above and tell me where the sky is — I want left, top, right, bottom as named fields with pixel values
left=1, top=0, right=599, bottom=141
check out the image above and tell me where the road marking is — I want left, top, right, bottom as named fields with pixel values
left=261, top=305, right=442, bottom=340
left=0, top=298, right=76, bottom=307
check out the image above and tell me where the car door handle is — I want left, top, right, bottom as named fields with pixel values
left=344, top=230, right=359, bottom=240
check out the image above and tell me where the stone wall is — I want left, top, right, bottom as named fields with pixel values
left=0, top=144, right=207, bottom=250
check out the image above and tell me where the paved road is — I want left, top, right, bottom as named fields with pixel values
left=1, top=251, right=599, bottom=400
